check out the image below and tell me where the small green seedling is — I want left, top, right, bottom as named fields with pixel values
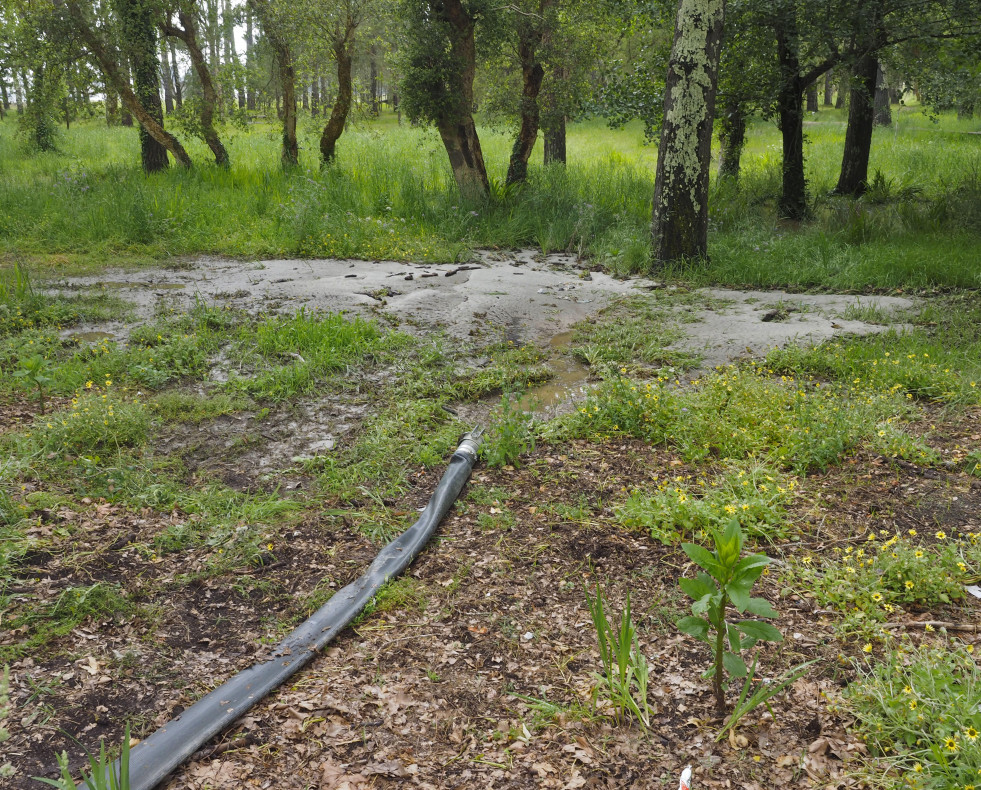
left=14, top=354, right=53, bottom=415
left=677, top=519, right=783, bottom=714
left=34, top=724, right=132, bottom=790
left=586, top=586, right=652, bottom=729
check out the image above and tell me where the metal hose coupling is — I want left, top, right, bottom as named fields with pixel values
left=454, top=426, right=484, bottom=462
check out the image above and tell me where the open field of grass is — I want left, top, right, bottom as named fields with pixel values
left=1, top=106, right=979, bottom=290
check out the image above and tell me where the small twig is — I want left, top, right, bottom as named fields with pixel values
left=882, top=621, right=981, bottom=633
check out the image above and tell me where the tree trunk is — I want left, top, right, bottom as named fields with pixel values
left=160, top=39, right=175, bottom=114
left=222, top=0, right=240, bottom=111
left=430, top=0, right=489, bottom=197
left=543, top=114, right=565, bottom=164
left=718, top=98, right=745, bottom=180
left=117, top=0, right=171, bottom=172
left=835, top=70, right=846, bottom=109
left=162, top=10, right=230, bottom=167
left=301, top=80, right=309, bottom=110
left=311, top=75, right=320, bottom=117
left=169, top=41, right=183, bottom=109
left=823, top=72, right=833, bottom=106
left=369, top=46, right=379, bottom=116
left=245, top=10, right=256, bottom=110
left=835, top=52, right=878, bottom=196
left=0, top=80, right=7, bottom=119
left=505, top=31, right=545, bottom=186
left=774, top=14, right=807, bottom=220
left=249, top=0, right=298, bottom=166
left=806, top=82, right=818, bottom=112
left=320, top=29, right=354, bottom=164
left=873, top=63, right=891, bottom=126
left=16, top=72, right=27, bottom=115
left=651, top=0, right=726, bottom=263
left=62, top=0, right=192, bottom=168
left=206, top=0, right=220, bottom=72
left=105, top=81, right=119, bottom=125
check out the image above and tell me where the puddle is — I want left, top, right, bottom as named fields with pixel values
left=518, top=331, right=592, bottom=413
left=71, top=331, right=116, bottom=343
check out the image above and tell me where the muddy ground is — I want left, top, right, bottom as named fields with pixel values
left=4, top=252, right=965, bottom=790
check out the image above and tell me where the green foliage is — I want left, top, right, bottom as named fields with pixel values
left=17, top=388, right=151, bottom=457
left=677, top=520, right=782, bottom=712
left=312, top=399, right=461, bottom=502
left=846, top=642, right=981, bottom=788
left=35, top=723, right=132, bottom=790
left=228, top=308, right=384, bottom=401
left=618, top=462, right=797, bottom=544
left=791, top=533, right=970, bottom=629
left=554, top=363, right=923, bottom=473
left=586, top=587, right=652, bottom=729
left=13, top=354, right=53, bottom=413
left=482, top=393, right=536, bottom=468
left=571, top=294, right=700, bottom=370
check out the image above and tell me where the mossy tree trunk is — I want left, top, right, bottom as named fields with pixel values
left=873, top=63, right=891, bottom=126
left=249, top=0, right=298, bottom=167
left=651, top=0, right=726, bottom=264
left=118, top=0, right=171, bottom=172
left=320, top=16, right=357, bottom=165
left=506, top=24, right=546, bottom=186
left=431, top=0, right=489, bottom=197
left=717, top=98, right=745, bottom=180
left=162, top=10, right=229, bottom=167
left=61, top=0, right=192, bottom=168
left=834, top=52, right=878, bottom=196
left=774, top=12, right=807, bottom=220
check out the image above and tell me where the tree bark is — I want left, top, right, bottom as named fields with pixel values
left=169, top=40, right=183, bottom=108
left=60, top=0, right=192, bottom=168
left=311, top=74, right=320, bottom=117
left=160, top=38, right=175, bottom=114
left=369, top=45, right=379, bottom=116
left=873, top=63, right=891, bottom=126
left=245, top=9, right=256, bottom=110
left=718, top=98, right=745, bottom=180
left=651, top=0, right=726, bottom=263
left=823, top=72, right=833, bottom=106
left=543, top=114, right=565, bottom=164
left=430, top=0, right=489, bottom=197
left=162, top=8, right=230, bottom=167
left=835, top=52, right=878, bottom=196
left=320, top=20, right=355, bottom=164
left=0, top=80, right=7, bottom=119
left=505, top=29, right=545, bottom=186
left=835, top=71, right=845, bottom=108
left=806, top=82, right=818, bottom=112
left=774, top=13, right=807, bottom=220
left=117, top=0, right=172, bottom=172
left=105, top=81, right=120, bottom=125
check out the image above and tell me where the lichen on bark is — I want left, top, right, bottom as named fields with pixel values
left=651, top=0, right=726, bottom=264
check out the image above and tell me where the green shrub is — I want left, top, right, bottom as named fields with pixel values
left=846, top=642, right=981, bottom=788
left=618, top=461, right=797, bottom=543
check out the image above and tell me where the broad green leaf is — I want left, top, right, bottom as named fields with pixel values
left=735, top=620, right=783, bottom=643
left=725, top=575, right=755, bottom=611
left=744, top=597, right=779, bottom=618
left=723, top=651, right=748, bottom=678
left=682, top=543, right=723, bottom=578
left=727, top=622, right=742, bottom=653
left=677, top=615, right=711, bottom=641
left=679, top=574, right=716, bottom=602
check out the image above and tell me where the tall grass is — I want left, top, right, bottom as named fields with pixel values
left=0, top=107, right=978, bottom=291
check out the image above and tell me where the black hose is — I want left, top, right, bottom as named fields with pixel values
left=81, top=430, right=482, bottom=790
